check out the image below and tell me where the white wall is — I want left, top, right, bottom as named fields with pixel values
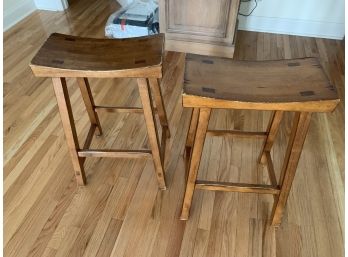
left=238, top=0, right=345, bottom=39
left=4, top=0, right=36, bottom=31
left=33, top=0, right=69, bottom=11
left=4, top=0, right=69, bottom=31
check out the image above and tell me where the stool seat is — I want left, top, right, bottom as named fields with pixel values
left=183, top=54, right=339, bottom=112
left=30, top=33, right=164, bottom=78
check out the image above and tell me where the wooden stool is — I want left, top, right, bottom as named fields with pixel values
left=30, top=33, right=170, bottom=190
left=180, top=54, right=340, bottom=226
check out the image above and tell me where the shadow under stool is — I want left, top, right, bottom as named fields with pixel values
left=180, top=54, right=340, bottom=226
left=30, top=33, right=170, bottom=190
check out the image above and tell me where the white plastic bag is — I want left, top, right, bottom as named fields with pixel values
left=117, top=0, right=134, bottom=7
left=116, top=0, right=157, bottom=7
left=105, top=0, right=159, bottom=39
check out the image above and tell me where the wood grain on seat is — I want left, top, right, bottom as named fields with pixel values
left=183, top=54, right=340, bottom=112
left=30, top=33, right=164, bottom=78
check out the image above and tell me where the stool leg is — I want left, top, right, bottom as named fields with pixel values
left=77, top=78, right=103, bottom=136
left=52, top=78, right=86, bottom=185
left=185, top=108, right=200, bottom=179
left=148, top=78, right=171, bottom=138
left=258, top=111, right=284, bottom=164
left=138, top=78, right=166, bottom=190
left=271, top=112, right=312, bottom=226
left=180, top=108, right=211, bottom=220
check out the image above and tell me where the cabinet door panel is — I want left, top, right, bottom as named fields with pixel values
left=168, top=0, right=230, bottom=37
left=162, top=0, right=239, bottom=44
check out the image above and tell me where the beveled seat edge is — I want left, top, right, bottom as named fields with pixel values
left=29, top=64, right=163, bottom=78
left=182, top=93, right=340, bottom=113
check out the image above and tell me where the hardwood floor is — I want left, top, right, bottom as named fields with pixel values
left=4, top=0, right=344, bottom=256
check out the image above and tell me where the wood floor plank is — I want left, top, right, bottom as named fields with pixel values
left=27, top=178, right=77, bottom=257
left=82, top=177, right=128, bottom=257
left=95, top=219, right=123, bottom=257
left=4, top=136, right=67, bottom=246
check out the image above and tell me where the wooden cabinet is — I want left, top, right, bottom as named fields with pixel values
left=159, top=0, right=240, bottom=58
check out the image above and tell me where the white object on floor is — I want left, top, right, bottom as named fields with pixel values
left=116, top=0, right=157, bottom=8
left=106, top=0, right=158, bottom=38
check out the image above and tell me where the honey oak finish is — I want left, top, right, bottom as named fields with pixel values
left=180, top=54, right=339, bottom=226
left=30, top=33, right=170, bottom=190
left=258, top=111, right=284, bottom=164
left=30, top=33, right=164, bottom=78
left=183, top=55, right=339, bottom=112
left=159, top=0, right=240, bottom=58
left=77, top=78, right=103, bottom=136
left=52, top=77, right=87, bottom=185
left=4, top=0, right=344, bottom=255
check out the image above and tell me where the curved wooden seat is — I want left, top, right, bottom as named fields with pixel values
left=183, top=54, right=340, bottom=112
left=30, top=33, right=164, bottom=78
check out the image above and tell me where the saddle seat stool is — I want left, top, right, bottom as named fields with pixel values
left=30, top=33, right=170, bottom=190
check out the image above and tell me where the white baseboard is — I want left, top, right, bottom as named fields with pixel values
left=238, top=15, right=344, bottom=40
left=4, top=0, right=36, bottom=31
